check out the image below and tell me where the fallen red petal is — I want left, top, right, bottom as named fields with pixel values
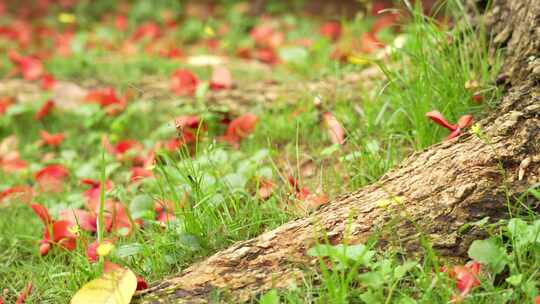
left=15, top=282, right=32, bottom=304
left=322, top=112, right=346, bottom=145
left=426, top=110, right=458, bottom=131
left=210, top=66, right=233, bottom=90
left=34, top=100, right=55, bottom=120
left=170, top=69, right=199, bottom=96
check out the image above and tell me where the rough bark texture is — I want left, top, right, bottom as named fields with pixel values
left=137, top=0, right=540, bottom=302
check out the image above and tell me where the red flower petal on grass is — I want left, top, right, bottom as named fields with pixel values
left=40, top=74, right=56, bottom=90
left=320, top=21, right=342, bottom=41
left=82, top=178, right=113, bottom=206
left=443, top=261, right=481, bottom=300
left=171, top=69, right=199, bottom=96
left=34, top=100, right=55, bottom=120
left=31, top=203, right=53, bottom=226
left=0, top=97, right=14, bottom=115
left=220, top=114, right=258, bottom=147
left=39, top=130, right=64, bottom=147
left=258, top=179, right=274, bottom=200
left=131, top=167, right=153, bottom=182
left=115, top=15, right=128, bottom=31
left=0, top=185, right=32, bottom=204
left=426, top=111, right=474, bottom=141
left=426, top=111, right=458, bottom=131
left=360, top=32, right=384, bottom=54
left=457, top=114, right=473, bottom=129
left=104, top=202, right=133, bottom=235
left=31, top=204, right=77, bottom=255
left=8, top=51, right=43, bottom=81
left=132, top=21, right=161, bottom=41
left=136, top=276, right=149, bottom=291
left=51, top=220, right=77, bottom=250
left=34, top=164, right=69, bottom=193
left=372, top=12, right=400, bottom=34
left=0, top=151, right=27, bottom=172
left=288, top=175, right=311, bottom=200
left=322, top=112, right=345, bottom=145
left=59, top=209, right=97, bottom=232
left=154, top=200, right=177, bottom=225
left=85, top=87, right=123, bottom=108
left=114, top=140, right=140, bottom=155
left=15, top=282, right=32, bottom=304
left=210, top=66, right=233, bottom=91
left=175, top=115, right=200, bottom=129
left=250, top=24, right=284, bottom=49
left=86, top=239, right=100, bottom=262
left=254, top=48, right=278, bottom=65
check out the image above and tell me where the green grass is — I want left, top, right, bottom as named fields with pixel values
left=0, top=0, right=529, bottom=303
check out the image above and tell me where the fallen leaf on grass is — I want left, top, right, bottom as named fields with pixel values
left=70, top=265, right=137, bottom=304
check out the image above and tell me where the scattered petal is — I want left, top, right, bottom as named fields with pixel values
left=426, top=111, right=457, bottom=131
left=322, top=112, right=345, bottom=145
left=170, top=69, right=199, bottom=96
left=209, top=66, right=233, bottom=90
left=39, top=131, right=64, bottom=147
left=34, top=100, right=55, bottom=120
left=320, top=21, right=341, bottom=41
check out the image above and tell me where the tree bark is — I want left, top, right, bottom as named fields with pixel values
left=136, top=0, right=540, bottom=302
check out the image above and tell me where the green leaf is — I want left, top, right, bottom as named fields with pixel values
left=278, top=47, right=308, bottom=64
left=259, top=289, right=279, bottom=304
left=307, top=244, right=332, bottom=257
left=223, top=173, right=247, bottom=189
left=505, top=274, right=522, bottom=286
left=130, top=194, right=154, bottom=219
left=394, top=261, right=417, bottom=280
left=359, top=271, right=385, bottom=289
left=115, top=243, right=144, bottom=258
left=359, top=290, right=384, bottom=304
left=468, top=238, right=508, bottom=274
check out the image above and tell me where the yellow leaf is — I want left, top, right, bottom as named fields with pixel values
left=71, top=267, right=137, bottom=304
left=347, top=55, right=371, bottom=66
left=58, top=13, right=76, bottom=24
left=376, top=196, right=404, bottom=208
